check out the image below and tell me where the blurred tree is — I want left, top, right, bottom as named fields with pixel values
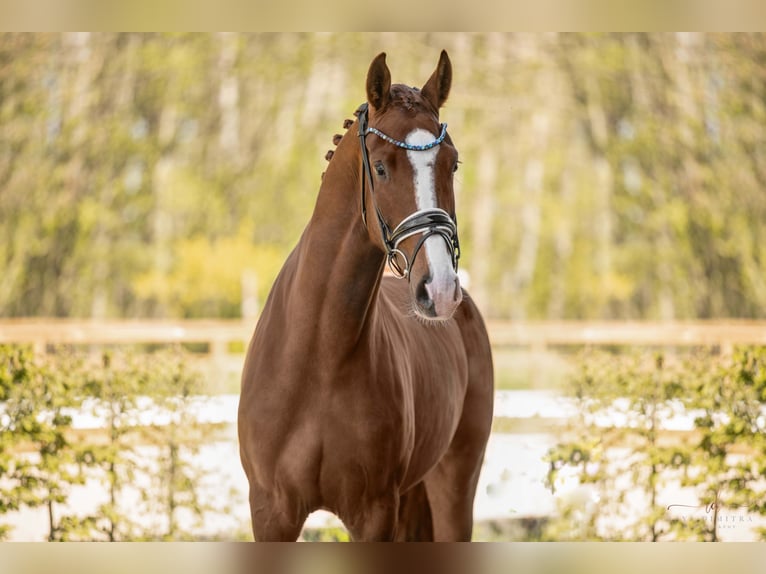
left=1, top=33, right=765, bottom=320
left=0, top=346, right=89, bottom=541
left=76, top=351, right=149, bottom=541
left=1, top=344, right=237, bottom=540
left=544, top=350, right=698, bottom=541
left=546, top=347, right=766, bottom=541
left=136, top=347, right=216, bottom=540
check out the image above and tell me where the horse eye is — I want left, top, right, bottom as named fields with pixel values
left=453, top=162, right=459, bottom=173
left=374, top=162, right=386, bottom=177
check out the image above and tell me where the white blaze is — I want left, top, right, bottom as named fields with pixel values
left=405, top=129, right=460, bottom=315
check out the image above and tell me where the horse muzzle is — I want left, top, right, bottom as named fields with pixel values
left=414, top=267, right=462, bottom=320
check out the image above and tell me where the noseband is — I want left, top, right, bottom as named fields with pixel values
left=357, top=103, right=460, bottom=280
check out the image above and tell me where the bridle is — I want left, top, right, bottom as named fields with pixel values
left=356, top=102, right=460, bottom=280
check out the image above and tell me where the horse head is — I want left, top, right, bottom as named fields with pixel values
left=359, top=51, right=463, bottom=321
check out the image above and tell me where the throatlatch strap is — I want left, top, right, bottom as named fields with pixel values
left=357, top=103, right=371, bottom=229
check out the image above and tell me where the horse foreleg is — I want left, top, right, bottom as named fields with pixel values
left=423, top=452, right=482, bottom=541
left=425, top=304, right=494, bottom=541
left=345, top=494, right=400, bottom=541
left=396, top=482, right=434, bottom=541
left=248, top=483, right=308, bottom=542
left=424, top=379, right=493, bottom=541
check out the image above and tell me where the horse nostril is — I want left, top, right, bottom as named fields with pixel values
left=416, top=278, right=435, bottom=315
left=453, top=277, right=461, bottom=301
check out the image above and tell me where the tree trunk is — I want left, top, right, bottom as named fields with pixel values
left=217, top=32, right=241, bottom=162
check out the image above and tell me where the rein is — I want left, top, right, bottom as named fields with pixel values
left=356, top=103, right=460, bottom=280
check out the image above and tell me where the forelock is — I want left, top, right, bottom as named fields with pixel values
left=389, top=84, right=432, bottom=115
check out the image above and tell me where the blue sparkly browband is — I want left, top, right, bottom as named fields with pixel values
left=365, top=123, right=448, bottom=151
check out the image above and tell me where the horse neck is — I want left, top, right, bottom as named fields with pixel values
left=289, top=132, right=385, bottom=349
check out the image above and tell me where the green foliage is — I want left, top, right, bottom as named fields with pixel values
left=134, top=228, right=285, bottom=318
left=545, top=346, right=766, bottom=541
left=0, top=344, right=240, bottom=541
left=301, top=526, right=351, bottom=542
left=0, top=346, right=89, bottom=540
left=2, top=33, right=766, bottom=320
left=134, top=348, right=214, bottom=541
left=493, top=348, right=573, bottom=391
left=74, top=351, right=152, bottom=540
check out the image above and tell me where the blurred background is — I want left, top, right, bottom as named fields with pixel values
left=1, top=33, right=766, bottom=542
left=2, top=32, right=765, bottom=321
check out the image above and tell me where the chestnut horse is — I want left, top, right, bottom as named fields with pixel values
left=238, top=50, right=494, bottom=541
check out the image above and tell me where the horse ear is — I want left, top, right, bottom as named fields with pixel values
left=421, top=50, right=452, bottom=110
left=366, top=52, right=391, bottom=112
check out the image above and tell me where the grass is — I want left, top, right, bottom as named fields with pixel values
left=492, top=347, right=574, bottom=391
left=194, top=346, right=577, bottom=395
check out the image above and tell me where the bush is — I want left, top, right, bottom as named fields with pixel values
left=544, top=347, right=766, bottom=541
left=0, top=344, right=238, bottom=541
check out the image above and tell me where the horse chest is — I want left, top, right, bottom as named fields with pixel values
left=317, top=349, right=466, bottom=486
